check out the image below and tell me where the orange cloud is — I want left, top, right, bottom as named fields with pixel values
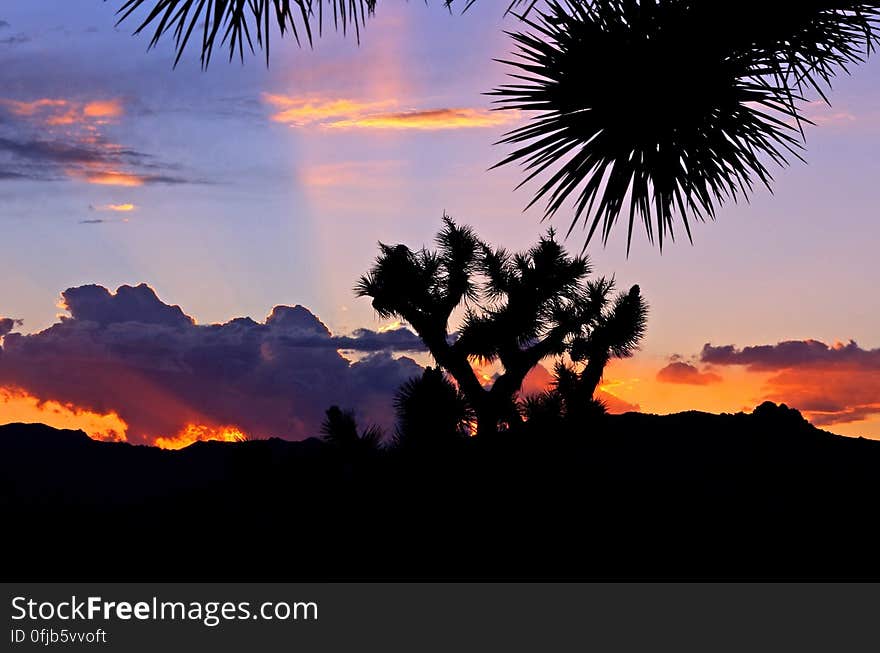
left=83, top=100, right=124, bottom=119
left=0, top=97, right=124, bottom=126
left=45, top=109, right=80, bottom=126
left=0, top=387, right=250, bottom=449
left=103, top=203, right=136, bottom=212
left=69, top=169, right=145, bottom=187
left=326, top=108, right=516, bottom=130
left=377, top=320, right=405, bottom=333
left=0, top=98, right=69, bottom=117
left=263, top=93, right=516, bottom=131
left=0, top=96, right=189, bottom=188
left=697, top=339, right=880, bottom=433
left=263, top=94, right=396, bottom=125
left=761, top=367, right=880, bottom=428
left=0, top=386, right=128, bottom=443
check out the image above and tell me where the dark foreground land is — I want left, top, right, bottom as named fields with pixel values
left=2, top=403, right=879, bottom=580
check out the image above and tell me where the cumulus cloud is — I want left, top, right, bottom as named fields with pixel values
left=656, top=361, right=722, bottom=386
left=60, top=284, right=192, bottom=327
left=701, top=339, right=880, bottom=370
left=0, top=284, right=424, bottom=444
left=701, top=339, right=880, bottom=427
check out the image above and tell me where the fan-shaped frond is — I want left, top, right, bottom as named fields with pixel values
left=393, top=367, right=474, bottom=448
left=492, top=0, right=809, bottom=252
left=320, top=405, right=359, bottom=445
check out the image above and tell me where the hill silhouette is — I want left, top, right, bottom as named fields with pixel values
left=3, top=403, right=879, bottom=580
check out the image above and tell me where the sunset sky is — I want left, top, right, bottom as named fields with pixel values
left=1, top=1, right=878, bottom=443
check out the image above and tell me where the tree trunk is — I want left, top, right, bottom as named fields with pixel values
left=580, top=352, right=609, bottom=399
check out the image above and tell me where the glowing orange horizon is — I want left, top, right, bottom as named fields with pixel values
left=0, top=386, right=252, bottom=449
left=0, top=386, right=128, bottom=442
left=154, top=424, right=248, bottom=450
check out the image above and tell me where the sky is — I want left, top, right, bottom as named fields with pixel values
left=0, top=1, right=878, bottom=443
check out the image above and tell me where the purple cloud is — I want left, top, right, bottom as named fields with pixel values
left=656, top=361, right=722, bottom=386
left=0, top=284, right=423, bottom=444
left=701, top=339, right=880, bottom=371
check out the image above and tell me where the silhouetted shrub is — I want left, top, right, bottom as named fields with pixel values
left=393, top=367, right=473, bottom=451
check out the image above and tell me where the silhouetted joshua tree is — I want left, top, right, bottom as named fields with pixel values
left=356, top=216, right=647, bottom=436
left=320, top=405, right=382, bottom=453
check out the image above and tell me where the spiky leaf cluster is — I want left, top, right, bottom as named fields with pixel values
left=493, top=0, right=880, bottom=250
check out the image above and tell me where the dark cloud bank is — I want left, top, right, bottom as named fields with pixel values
left=0, top=133, right=197, bottom=185
left=0, top=98, right=201, bottom=186
left=701, top=340, right=880, bottom=370
left=0, top=284, right=425, bottom=443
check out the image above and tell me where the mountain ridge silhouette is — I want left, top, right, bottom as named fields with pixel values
left=3, top=403, right=879, bottom=580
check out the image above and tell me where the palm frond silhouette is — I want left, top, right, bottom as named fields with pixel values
left=357, top=215, right=647, bottom=436
left=321, top=405, right=383, bottom=452
left=393, top=367, right=474, bottom=450
left=112, top=0, right=379, bottom=67
left=109, top=0, right=510, bottom=67
left=492, top=1, right=879, bottom=251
